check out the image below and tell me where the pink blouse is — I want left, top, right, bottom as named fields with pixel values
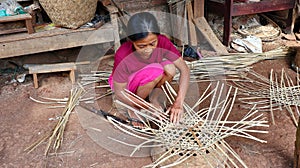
left=110, top=34, right=180, bottom=83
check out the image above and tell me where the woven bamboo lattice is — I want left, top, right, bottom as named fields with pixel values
left=39, top=0, right=98, bottom=29
left=230, top=69, right=300, bottom=127
left=107, top=82, right=268, bottom=167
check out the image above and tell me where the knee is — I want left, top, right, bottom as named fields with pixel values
left=164, top=64, right=176, bottom=77
left=154, top=74, right=163, bottom=83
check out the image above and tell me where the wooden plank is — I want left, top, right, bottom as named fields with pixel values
left=28, top=61, right=90, bottom=74
left=106, top=5, right=118, bottom=14
left=193, top=0, right=205, bottom=18
left=29, top=63, right=76, bottom=74
left=187, top=1, right=198, bottom=46
left=207, top=0, right=295, bottom=17
left=0, top=14, right=32, bottom=23
left=0, top=28, right=27, bottom=35
left=231, top=0, right=295, bottom=16
left=0, top=26, right=97, bottom=43
left=193, top=17, right=228, bottom=54
left=0, top=24, right=115, bottom=59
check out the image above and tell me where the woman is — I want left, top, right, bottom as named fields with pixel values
left=109, top=12, right=190, bottom=127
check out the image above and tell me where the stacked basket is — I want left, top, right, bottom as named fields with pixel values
left=39, top=0, right=98, bottom=29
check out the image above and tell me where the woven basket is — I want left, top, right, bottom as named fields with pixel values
left=39, top=0, right=98, bottom=29
left=236, top=14, right=281, bottom=42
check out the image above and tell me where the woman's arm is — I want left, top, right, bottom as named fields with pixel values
left=113, top=81, right=129, bottom=105
left=169, top=57, right=190, bottom=124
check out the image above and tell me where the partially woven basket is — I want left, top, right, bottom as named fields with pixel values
left=39, top=0, right=98, bottom=29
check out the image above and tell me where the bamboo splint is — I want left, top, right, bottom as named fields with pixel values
left=28, top=61, right=90, bottom=88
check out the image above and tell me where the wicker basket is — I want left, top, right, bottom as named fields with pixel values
left=39, top=0, right=98, bottom=29
left=236, top=14, right=282, bottom=42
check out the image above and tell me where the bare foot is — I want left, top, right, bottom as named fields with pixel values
left=126, top=110, right=145, bottom=128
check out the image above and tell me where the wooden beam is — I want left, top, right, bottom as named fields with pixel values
left=193, top=0, right=205, bottom=18
left=28, top=61, right=90, bottom=74
left=0, top=28, right=27, bottom=35
left=0, top=24, right=115, bottom=59
left=29, top=64, right=76, bottom=74
left=187, top=1, right=198, bottom=46
left=193, top=17, right=228, bottom=54
left=0, top=14, right=32, bottom=23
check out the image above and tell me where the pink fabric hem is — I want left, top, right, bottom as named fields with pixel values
left=109, top=61, right=173, bottom=92
left=127, top=63, right=163, bottom=93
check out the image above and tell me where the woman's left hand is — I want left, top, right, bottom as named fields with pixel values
left=169, top=102, right=184, bottom=124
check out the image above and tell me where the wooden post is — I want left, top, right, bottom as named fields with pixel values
left=193, top=17, right=228, bottom=54
left=106, top=5, right=121, bottom=50
left=25, top=18, right=35, bottom=34
left=193, top=0, right=205, bottom=19
left=294, top=117, right=300, bottom=168
left=187, top=1, right=198, bottom=46
left=69, top=69, right=75, bottom=84
left=33, top=73, right=38, bottom=88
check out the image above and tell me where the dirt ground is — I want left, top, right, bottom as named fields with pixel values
left=1, top=37, right=300, bottom=168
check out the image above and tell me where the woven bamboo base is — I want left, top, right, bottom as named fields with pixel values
left=151, top=146, right=227, bottom=168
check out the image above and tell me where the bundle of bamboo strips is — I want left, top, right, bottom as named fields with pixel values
left=182, top=47, right=289, bottom=82
left=79, top=71, right=111, bottom=86
left=25, top=86, right=85, bottom=156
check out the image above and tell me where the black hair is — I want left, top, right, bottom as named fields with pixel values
left=126, top=12, right=160, bottom=42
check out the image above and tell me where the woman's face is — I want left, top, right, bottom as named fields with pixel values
left=132, top=33, right=158, bottom=59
